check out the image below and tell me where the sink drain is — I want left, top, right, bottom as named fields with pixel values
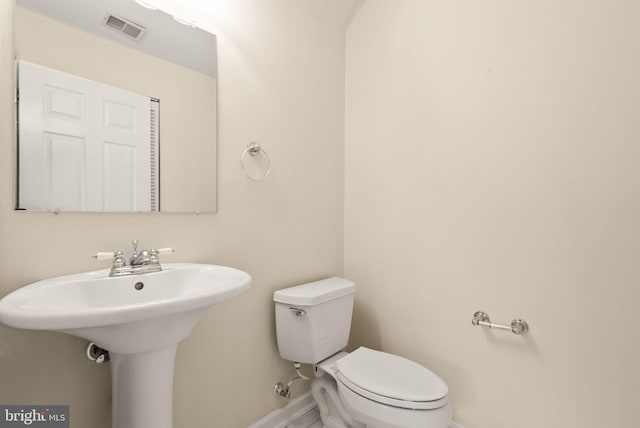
left=134, top=282, right=144, bottom=290
left=85, top=342, right=110, bottom=364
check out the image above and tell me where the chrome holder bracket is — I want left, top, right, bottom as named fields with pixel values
left=472, top=311, right=529, bottom=335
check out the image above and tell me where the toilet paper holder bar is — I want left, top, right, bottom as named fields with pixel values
left=471, top=311, right=529, bottom=335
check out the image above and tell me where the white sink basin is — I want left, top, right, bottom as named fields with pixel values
left=0, top=263, right=251, bottom=350
left=0, top=263, right=251, bottom=353
left=0, top=263, right=252, bottom=428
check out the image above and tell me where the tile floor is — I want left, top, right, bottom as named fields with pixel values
left=285, top=407, right=322, bottom=428
left=283, top=405, right=463, bottom=428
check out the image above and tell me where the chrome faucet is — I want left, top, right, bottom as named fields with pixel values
left=129, top=240, right=155, bottom=266
left=93, top=240, right=174, bottom=277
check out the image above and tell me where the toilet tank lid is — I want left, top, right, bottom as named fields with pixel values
left=273, top=277, right=356, bottom=306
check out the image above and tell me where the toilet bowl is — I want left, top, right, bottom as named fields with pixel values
left=274, top=278, right=452, bottom=428
left=312, top=347, right=451, bottom=428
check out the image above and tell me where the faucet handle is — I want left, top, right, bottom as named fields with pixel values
left=93, top=251, right=126, bottom=269
left=149, top=248, right=174, bottom=265
left=92, top=252, right=115, bottom=260
left=112, top=251, right=126, bottom=268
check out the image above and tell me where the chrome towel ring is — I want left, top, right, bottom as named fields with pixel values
left=241, top=142, right=271, bottom=182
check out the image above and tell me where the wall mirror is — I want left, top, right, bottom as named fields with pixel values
left=14, top=0, right=217, bottom=213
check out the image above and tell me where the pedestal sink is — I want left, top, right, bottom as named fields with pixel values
left=0, top=263, right=252, bottom=428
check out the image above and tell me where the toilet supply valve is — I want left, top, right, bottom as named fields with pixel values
left=273, top=362, right=312, bottom=400
left=273, top=382, right=291, bottom=399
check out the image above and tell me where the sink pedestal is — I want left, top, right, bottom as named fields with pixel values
left=111, top=345, right=178, bottom=428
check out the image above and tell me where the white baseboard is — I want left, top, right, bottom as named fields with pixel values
left=248, top=391, right=467, bottom=428
left=248, top=392, right=317, bottom=428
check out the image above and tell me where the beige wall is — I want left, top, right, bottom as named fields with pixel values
left=6, top=0, right=637, bottom=426
left=15, top=6, right=217, bottom=213
left=0, top=0, right=348, bottom=426
left=345, top=1, right=640, bottom=427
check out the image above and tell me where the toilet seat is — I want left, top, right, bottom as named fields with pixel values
left=335, top=347, right=449, bottom=410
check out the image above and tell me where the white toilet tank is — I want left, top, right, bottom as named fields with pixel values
left=274, top=277, right=356, bottom=364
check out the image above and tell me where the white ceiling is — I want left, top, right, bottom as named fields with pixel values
left=147, top=0, right=365, bottom=33
left=304, top=0, right=365, bottom=29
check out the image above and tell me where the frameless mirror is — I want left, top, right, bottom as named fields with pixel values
left=14, top=0, right=217, bottom=213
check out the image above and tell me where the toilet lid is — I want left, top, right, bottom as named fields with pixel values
left=335, top=347, right=448, bottom=410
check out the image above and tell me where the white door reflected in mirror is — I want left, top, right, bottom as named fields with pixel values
left=18, top=60, right=159, bottom=212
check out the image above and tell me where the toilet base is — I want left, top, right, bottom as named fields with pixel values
left=312, top=376, right=364, bottom=428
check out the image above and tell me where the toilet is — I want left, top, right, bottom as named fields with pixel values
left=274, top=277, right=452, bottom=428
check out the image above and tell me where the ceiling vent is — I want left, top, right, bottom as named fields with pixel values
left=103, top=13, right=146, bottom=41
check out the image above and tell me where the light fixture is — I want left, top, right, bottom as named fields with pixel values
left=173, top=16, right=197, bottom=28
left=134, top=0, right=158, bottom=10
